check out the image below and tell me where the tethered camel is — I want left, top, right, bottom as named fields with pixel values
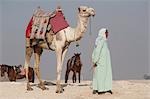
left=65, top=53, right=82, bottom=83
left=24, top=6, right=95, bottom=93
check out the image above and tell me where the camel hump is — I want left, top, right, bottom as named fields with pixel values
left=50, top=9, right=69, bottom=34
left=30, top=7, right=51, bottom=40
left=26, top=6, right=69, bottom=40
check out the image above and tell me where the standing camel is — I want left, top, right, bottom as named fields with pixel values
left=65, top=53, right=82, bottom=83
left=24, top=6, right=95, bottom=93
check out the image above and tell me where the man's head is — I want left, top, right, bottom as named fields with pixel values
left=105, top=29, right=109, bottom=39
left=98, top=28, right=109, bottom=40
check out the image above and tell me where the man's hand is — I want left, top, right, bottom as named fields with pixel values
left=93, top=63, right=97, bottom=67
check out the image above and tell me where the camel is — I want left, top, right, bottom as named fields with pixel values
left=24, top=6, right=95, bottom=93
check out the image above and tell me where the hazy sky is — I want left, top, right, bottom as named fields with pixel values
left=148, top=0, right=150, bottom=76
left=0, top=0, right=149, bottom=80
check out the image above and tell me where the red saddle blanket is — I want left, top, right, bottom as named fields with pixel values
left=26, top=17, right=33, bottom=38
left=50, top=11, right=69, bottom=34
left=25, top=9, right=69, bottom=38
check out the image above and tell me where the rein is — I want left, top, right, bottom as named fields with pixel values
left=74, top=28, right=79, bottom=47
left=89, top=17, right=92, bottom=35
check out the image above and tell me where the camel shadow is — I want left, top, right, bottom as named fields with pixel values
left=42, top=80, right=91, bottom=87
left=42, top=81, right=67, bottom=88
left=30, top=80, right=91, bottom=90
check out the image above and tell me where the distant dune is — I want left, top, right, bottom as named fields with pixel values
left=0, top=80, right=150, bottom=99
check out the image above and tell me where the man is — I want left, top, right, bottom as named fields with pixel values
left=92, top=28, right=113, bottom=95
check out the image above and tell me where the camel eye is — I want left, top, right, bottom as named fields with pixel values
left=83, top=9, right=86, bottom=12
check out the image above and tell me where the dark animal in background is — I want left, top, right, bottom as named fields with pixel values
left=0, top=64, right=8, bottom=77
left=0, top=64, right=16, bottom=81
left=16, top=66, right=35, bottom=83
left=65, top=53, right=82, bottom=83
left=0, top=64, right=34, bottom=83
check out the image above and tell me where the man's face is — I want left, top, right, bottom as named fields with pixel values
left=105, top=30, right=108, bottom=38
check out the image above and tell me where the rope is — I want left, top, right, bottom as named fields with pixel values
left=74, top=28, right=79, bottom=47
left=89, top=17, right=94, bottom=74
left=74, top=16, right=92, bottom=49
left=89, top=17, right=92, bottom=35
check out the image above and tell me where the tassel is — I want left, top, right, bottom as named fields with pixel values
left=76, top=41, right=79, bottom=47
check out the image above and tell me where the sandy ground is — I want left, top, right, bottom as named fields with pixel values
left=0, top=79, right=150, bottom=99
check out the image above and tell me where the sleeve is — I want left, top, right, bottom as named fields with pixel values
left=92, top=40, right=104, bottom=64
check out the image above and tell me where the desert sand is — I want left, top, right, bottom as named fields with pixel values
left=0, top=80, right=150, bottom=99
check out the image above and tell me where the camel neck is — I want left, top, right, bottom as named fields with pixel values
left=65, top=15, right=89, bottom=43
left=74, top=15, right=89, bottom=41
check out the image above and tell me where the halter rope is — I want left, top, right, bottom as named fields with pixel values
left=89, top=17, right=92, bottom=35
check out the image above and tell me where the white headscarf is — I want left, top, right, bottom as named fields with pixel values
left=95, top=28, right=107, bottom=46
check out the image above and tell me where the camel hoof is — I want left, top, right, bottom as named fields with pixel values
left=56, top=89, right=63, bottom=93
left=38, top=83, right=49, bottom=90
left=27, top=83, right=33, bottom=91
left=27, top=86, right=33, bottom=91
left=55, top=86, right=64, bottom=93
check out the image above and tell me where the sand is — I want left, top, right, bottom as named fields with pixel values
left=0, top=80, right=150, bottom=99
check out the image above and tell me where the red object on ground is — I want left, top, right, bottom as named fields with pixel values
left=26, top=16, right=33, bottom=38
left=50, top=11, right=69, bottom=34
left=19, top=67, right=26, bottom=76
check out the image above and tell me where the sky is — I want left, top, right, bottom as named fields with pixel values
left=148, top=0, right=150, bottom=76
left=0, top=0, right=149, bottom=80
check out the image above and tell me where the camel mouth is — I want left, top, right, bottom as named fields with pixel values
left=88, top=13, right=95, bottom=17
left=92, top=14, right=95, bottom=17
left=90, top=10, right=95, bottom=17
left=79, top=12, right=95, bottom=17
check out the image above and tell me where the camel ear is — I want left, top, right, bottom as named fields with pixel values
left=79, top=53, right=81, bottom=55
left=74, top=53, right=76, bottom=56
left=78, top=7, right=80, bottom=12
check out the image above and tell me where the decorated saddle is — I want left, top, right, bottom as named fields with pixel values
left=26, top=7, right=69, bottom=40
left=50, top=10, right=69, bottom=33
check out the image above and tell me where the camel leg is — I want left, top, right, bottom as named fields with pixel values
left=75, top=73, right=77, bottom=83
left=56, top=48, right=64, bottom=93
left=25, top=46, right=33, bottom=91
left=56, top=49, right=63, bottom=93
left=72, top=72, right=75, bottom=83
left=73, top=72, right=76, bottom=83
left=64, top=48, right=69, bottom=83
left=65, top=70, right=70, bottom=83
left=78, top=71, right=81, bottom=83
left=56, top=48, right=68, bottom=93
left=61, top=48, right=68, bottom=66
left=33, top=46, right=48, bottom=90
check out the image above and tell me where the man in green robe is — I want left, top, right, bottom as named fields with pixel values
left=92, top=28, right=112, bottom=95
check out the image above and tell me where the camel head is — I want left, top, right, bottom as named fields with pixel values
left=78, top=6, right=95, bottom=17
